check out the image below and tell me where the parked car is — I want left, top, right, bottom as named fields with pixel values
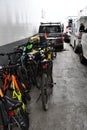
left=38, top=22, right=64, bottom=51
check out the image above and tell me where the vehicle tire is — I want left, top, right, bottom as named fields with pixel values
left=69, top=43, right=72, bottom=46
left=55, top=52, right=57, bottom=58
left=64, top=39, right=70, bottom=43
left=61, top=43, right=64, bottom=50
left=73, top=41, right=79, bottom=53
left=74, top=45, right=78, bottom=53
left=79, top=50, right=86, bottom=64
left=41, top=73, right=49, bottom=111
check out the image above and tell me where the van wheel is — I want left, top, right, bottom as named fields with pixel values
left=74, top=41, right=76, bottom=52
left=74, top=43, right=79, bottom=53
left=69, top=42, right=72, bottom=46
left=73, top=40, right=78, bottom=53
left=79, top=51, right=86, bottom=64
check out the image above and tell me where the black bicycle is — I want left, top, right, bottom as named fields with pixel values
left=0, top=87, right=29, bottom=130
left=12, top=43, right=37, bottom=89
left=35, top=47, right=54, bottom=111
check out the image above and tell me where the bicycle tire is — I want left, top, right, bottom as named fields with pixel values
left=0, top=113, right=5, bottom=130
left=8, top=111, right=29, bottom=130
left=0, top=103, right=10, bottom=130
left=27, top=64, right=36, bottom=86
left=48, top=74, right=53, bottom=95
left=41, top=73, right=49, bottom=111
left=20, top=109, right=29, bottom=128
left=17, top=110, right=29, bottom=130
left=17, top=66, right=31, bottom=90
left=6, top=119, right=28, bottom=130
left=36, top=75, right=41, bottom=89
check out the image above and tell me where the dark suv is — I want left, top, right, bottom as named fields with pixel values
left=39, top=22, right=64, bottom=51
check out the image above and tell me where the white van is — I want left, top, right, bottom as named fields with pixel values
left=79, top=32, right=87, bottom=63
left=70, top=16, right=87, bottom=53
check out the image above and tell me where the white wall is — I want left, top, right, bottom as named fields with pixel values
left=0, top=0, right=42, bottom=46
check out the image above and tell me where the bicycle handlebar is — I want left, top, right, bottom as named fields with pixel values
left=0, top=63, right=20, bottom=71
left=0, top=50, right=22, bottom=57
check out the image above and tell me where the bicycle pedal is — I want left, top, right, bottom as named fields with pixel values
left=49, top=82, right=56, bottom=85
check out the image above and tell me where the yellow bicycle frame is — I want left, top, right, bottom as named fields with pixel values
left=11, top=75, right=25, bottom=110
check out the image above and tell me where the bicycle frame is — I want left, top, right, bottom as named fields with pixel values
left=11, top=75, right=25, bottom=110
left=0, top=87, right=29, bottom=130
left=2, top=71, right=25, bottom=110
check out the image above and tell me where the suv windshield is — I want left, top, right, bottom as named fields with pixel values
left=39, top=25, right=61, bottom=33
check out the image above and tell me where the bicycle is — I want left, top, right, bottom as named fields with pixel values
left=0, top=86, right=29, bottom=130
left=34, top=46, right=54, bottom=111
left=0, top=51, right=31, bottom=102
left=13, top=42, right=37, bottom=88
left=14, top=43, right=54, bottom=111
left=13, top=42, right=55, bottom=111
left=0, top=52, right=30, bottom=127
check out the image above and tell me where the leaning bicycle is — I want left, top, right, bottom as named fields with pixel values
left=35, top=47, right=54, bottom=111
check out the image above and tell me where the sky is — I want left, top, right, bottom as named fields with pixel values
left=1, top=0, right=87, bottom=25
left=37, top=0, right=87, bottom=24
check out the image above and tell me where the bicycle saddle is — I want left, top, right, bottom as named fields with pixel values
left=4, top=96, right=22, bottom=111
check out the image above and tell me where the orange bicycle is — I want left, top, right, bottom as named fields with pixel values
left=0, top=52, right=31, bottom=105
left=0, top=52, right=31, bottom=128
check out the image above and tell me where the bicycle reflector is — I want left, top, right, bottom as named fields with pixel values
left=0, top=89, right=4, bottom=97
left=8, top=110, right=15, bottom=116
left=42, top=64, right=47, bottom=69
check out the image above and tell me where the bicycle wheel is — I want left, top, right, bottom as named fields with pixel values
left=17, top=66, right=31, bottom=90
left=41, top=73, right=49, bottom=111
left=27, top=64, right=36, bottom=86
left=20, top=109, right=29, bottom=129
left=8, top=111, right=29, bottom=130
left=36, top=74, right=42, bottom=89
left=16, top=109, right=29, bottom=130
left=48, top=74, right=53, bottom=94
left=0, top=103, right=9, bottom=130
left=0, top=113, right=5, bottom=130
